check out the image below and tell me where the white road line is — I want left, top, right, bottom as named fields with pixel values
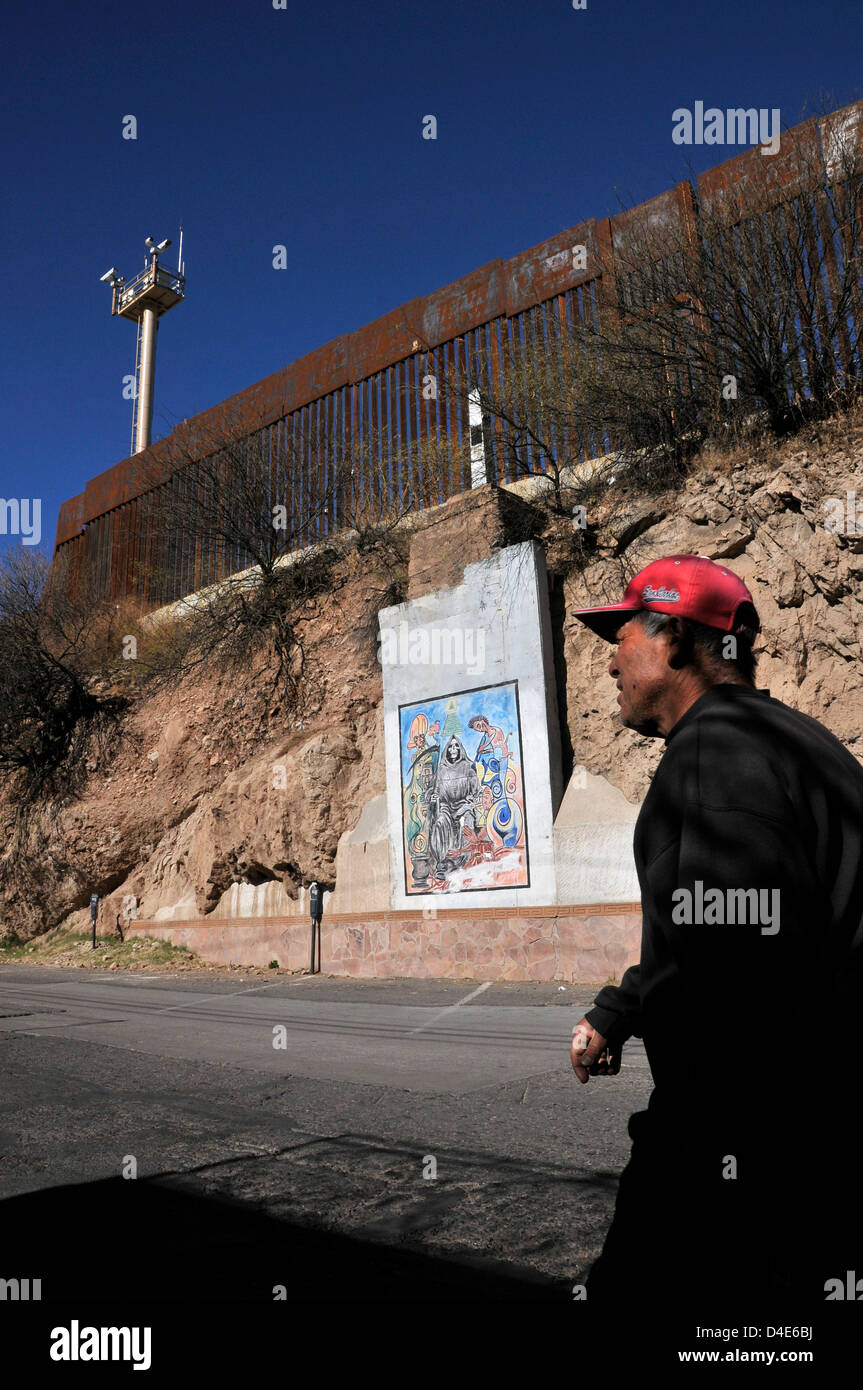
left=150, top=976, right=295, bottom=1016
left=409, top=981, right=491, bottom=1034
left=124, top=973, right=181, bottom=984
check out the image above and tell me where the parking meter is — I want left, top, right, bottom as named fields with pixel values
left=90, top=893, right=99, bottom=949
left=308, top=882, right=323, bottom=974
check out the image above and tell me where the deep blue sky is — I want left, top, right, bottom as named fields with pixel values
left=2, top=0, right=861, bottom=556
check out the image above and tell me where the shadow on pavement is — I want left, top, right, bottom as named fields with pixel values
left=0, top=1176, right=570, bottom=1302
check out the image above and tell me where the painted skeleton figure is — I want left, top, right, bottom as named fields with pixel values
left=427, top=735, right=481, bottom=877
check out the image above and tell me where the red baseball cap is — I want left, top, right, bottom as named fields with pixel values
left=571, top=554, right=759, bottom=642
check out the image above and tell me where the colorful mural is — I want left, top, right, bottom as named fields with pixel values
left=399, top=681, right=528, bottom=894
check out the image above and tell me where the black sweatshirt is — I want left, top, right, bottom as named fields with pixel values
left=584, top=683, right=863, bottom=1124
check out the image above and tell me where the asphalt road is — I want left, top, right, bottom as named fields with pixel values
left=0, top=965, right=652, bottom=1306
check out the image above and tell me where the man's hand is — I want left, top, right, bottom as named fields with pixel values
left=570, top=1018, right=622, bottom=1084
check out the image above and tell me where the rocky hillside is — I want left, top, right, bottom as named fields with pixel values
left=0, top=547, right=389, bottom=940
left=564, top=411, right=863, bottom=803
left=2, top=409, right=861, bottom=940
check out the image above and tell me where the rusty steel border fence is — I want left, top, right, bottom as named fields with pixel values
left=54, top=101, right=863, bottom=611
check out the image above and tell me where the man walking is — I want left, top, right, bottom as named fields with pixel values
left=569, top=554, right=863, bottom=1316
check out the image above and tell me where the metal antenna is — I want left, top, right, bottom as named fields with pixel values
left=100, top=237, right=186, bottom=455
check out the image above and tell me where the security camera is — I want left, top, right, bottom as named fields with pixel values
left=144, top=236, right=155, bottom=248
left=155, top=238, right=171, bottom=253
left=100, top=267, right=120, bottom=282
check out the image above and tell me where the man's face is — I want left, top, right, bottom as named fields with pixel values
left=607, top=614, right=672, bottom=737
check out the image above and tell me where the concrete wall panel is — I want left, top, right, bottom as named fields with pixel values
left=380, top=540, right=562, bottom=912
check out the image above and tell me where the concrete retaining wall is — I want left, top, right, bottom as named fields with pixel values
left=128, top=902, right=641, bottom=983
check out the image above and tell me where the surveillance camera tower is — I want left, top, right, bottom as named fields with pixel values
left=100, top=232, right=185, bottom=455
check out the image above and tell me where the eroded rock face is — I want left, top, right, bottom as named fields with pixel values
left=563, top=422, right=863, bottom=805
left=2, top=414, right=861, bottom=939
left=138, top=712, right=386, bottom=923
left=0, top=551, right=388, bottom=939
